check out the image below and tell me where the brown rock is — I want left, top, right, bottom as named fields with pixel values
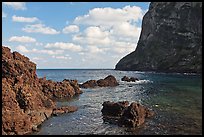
left=101, top=101, right=154, bottom=128
left=2, top=46, right=81, bottom=135
left=81, top=75, right=119, bottom=88
left=119, top=102, right=154, bottom=127
left=101, top=101, right=129, bottom=117
left=80, top=80, right=98, bottom=88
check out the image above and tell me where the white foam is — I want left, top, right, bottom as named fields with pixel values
left=120, top=79, right=153, bottom=84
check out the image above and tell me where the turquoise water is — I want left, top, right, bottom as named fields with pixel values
left=34, top=69, right=202, bottom=135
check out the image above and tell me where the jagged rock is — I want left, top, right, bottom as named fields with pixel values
left=115, top=2, right=202, bottom=73
left=52, top=106, right=78, bottom=116
left=119, top=102, right=155, bottom=128
left=101, top=101, right=154, bottom=128
left=80, top=75, right=119, bottom=89
left=39, top=78, right=82, bottom=100
left=121, top=76, right=139, bottom=82
left=2, top=46, right=81, bottom=135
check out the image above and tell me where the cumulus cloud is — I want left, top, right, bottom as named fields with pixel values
left=45, top=42, right=83, bottom=52
left=2, top=12, right=7, bottom=18
left=9, top=36, right=36, bottom=43
left=16, top=45, right=29, bottom=53
left=73, top=26, right=111, bottom=46
left=12, top=15, right=39, bottom=23
left=74, top=5, right=144, bottom=27
left=22, top=24, right=60, bottom=34
left=15, top=45, right=64, bottom=55
left=3, top=2, right=26, bottom=10
left=31, top=48, right=64, bottom=55
left=62, top=25, right=79, bottom=33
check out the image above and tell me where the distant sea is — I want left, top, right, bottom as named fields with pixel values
left=33, top=69, right=202, bottom=135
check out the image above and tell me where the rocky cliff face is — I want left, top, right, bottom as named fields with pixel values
left=2, top=46, right=82, bottom=135
left=115, top=2, right=202, bottom=73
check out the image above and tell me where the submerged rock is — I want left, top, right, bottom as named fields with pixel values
left=101, top=101, right=154, bottom=128
left=80, top=75, right=119, bottom=88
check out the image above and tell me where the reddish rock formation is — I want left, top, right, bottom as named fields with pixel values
left=119, top=102, right=154, bottom=127
left=80, top=75, right=119, bottom=88
left=101, top=101, right=154, bottom=128
left=39, top=78, right=82, bottom=100
left=80, top=80, right=98, bottom=88
left=2, top=46, right=82, bottom=135
left=121, top=76, right=139, bottom=82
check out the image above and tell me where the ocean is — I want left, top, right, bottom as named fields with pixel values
left=33, top=69, right=202, bottom=135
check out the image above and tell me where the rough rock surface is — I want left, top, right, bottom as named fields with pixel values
left=101, top=101, right=154, bottom=128
left=119, top=102, right=155, bottom=127
left=80, top=75, right=119, bottom=88
left=121, top=76, right=139, bottom=82
left=115, top=2, right=202, bottom=73
left=39, top=78, right=82, bottom=100
left=2, top=46, right=81, bottom=135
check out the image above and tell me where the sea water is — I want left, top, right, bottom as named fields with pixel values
left=33, top=69, right=202, bottom=135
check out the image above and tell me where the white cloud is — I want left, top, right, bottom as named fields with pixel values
left=74, top=5, right=144, bottom=27
left=62, top=25, right=79, bottom=34
left=22, top=24, right=60, bottom=34
left=45, top=42, right=82, bottom=52
left=16, top=45, right=29, bottom=53
left=31, top=48, right=64, bottom=55
left=111, top=22, right=141, bottom=38
left=12, top=15, right=39, bottom=23
left=9, top=36, right=36, bottom=43
left=73, top=26, right=111, bottom=46
left=2, top=12, right=7, bottom=18
left=52, top=55, right=72, bottom=60
left=3, top=2, right=26, bottom=10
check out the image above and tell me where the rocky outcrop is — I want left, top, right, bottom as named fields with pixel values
left=39, top=78, right=82, bottom=101
left=121, top=76, right=139, bottom=82
left=2, top=46, right=82, bottom=135
left=80, top=75, right=119, bottom=88
left=115, top=2, right=202, bottom=73
left=101, top=101, right=154, bottom=128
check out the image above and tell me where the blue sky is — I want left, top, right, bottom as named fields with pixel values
left=2, top=2, right=150, bottom=69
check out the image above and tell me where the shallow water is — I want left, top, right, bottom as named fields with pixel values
left=33, top=69, right=202, bottom=135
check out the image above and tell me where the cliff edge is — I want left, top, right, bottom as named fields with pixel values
left=115, top=2, right=202, bottom=73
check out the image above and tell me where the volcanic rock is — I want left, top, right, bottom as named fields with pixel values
left=115, top=2, right=202, bottom=73
left=80, top=75, right=119, bottom=88
left=101, top=101, right=154, bottom=128
left=2, top=46, right=82, bottom=135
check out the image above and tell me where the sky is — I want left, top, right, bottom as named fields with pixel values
left=2, top=2, right=150, bottom=69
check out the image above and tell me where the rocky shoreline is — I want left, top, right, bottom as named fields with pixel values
left=2, top=46, right=154, bottom=135
left=2, top=46, right=82, bottom=135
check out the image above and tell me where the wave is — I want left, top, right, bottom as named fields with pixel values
left=120, top=79, right=153, bottom=84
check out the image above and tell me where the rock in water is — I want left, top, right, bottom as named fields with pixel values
left=115, top=2, right=202, bottom=73
left=80, top=75, right=119, bottom=88
left=101, top=101, right=154, bottom=128
left=2, top=46, right=55, bottom=135
left=2, top=46, right=82, bottom=135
